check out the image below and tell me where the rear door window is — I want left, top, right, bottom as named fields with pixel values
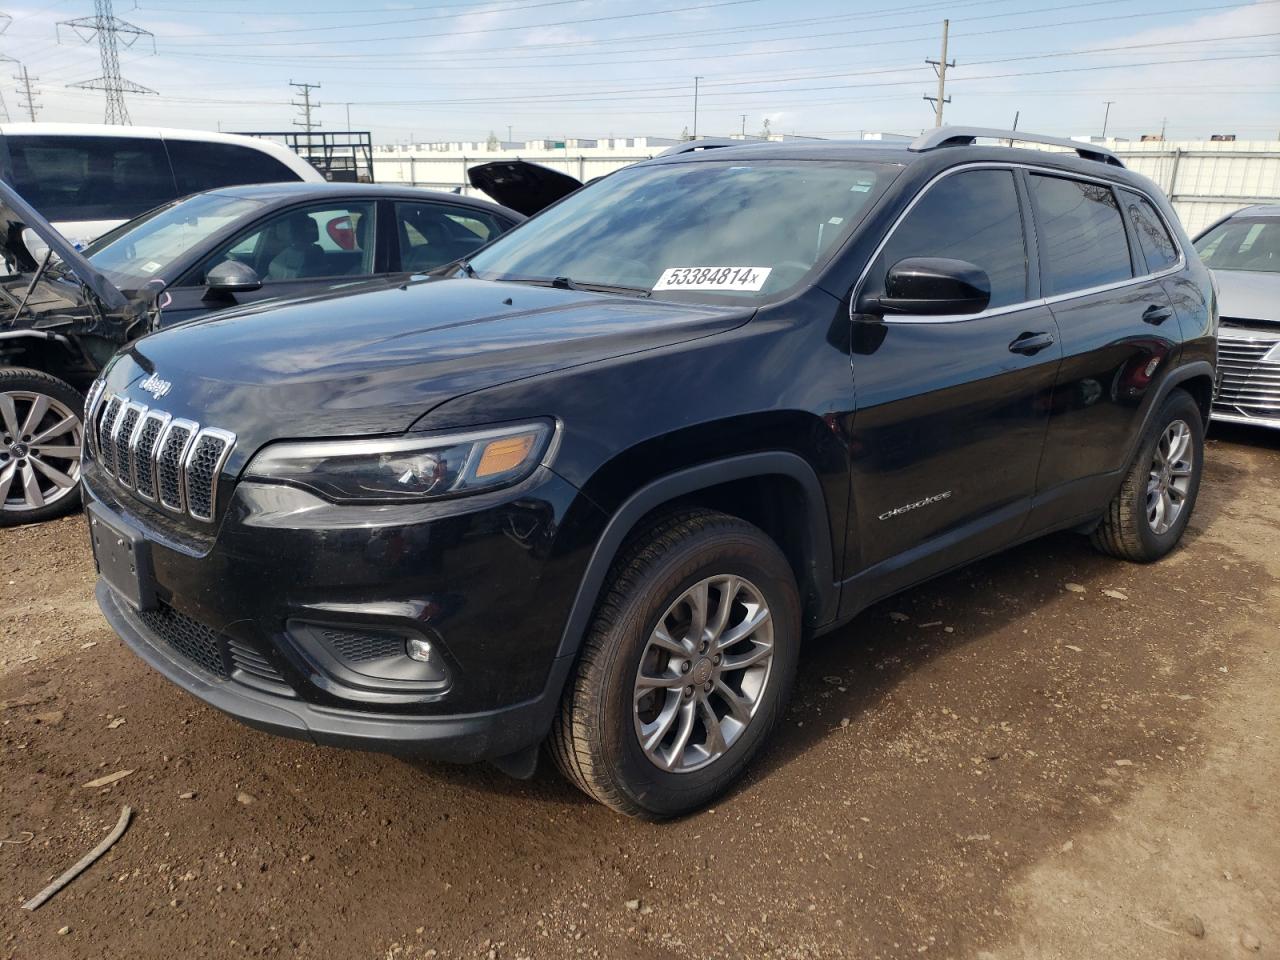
left=872, top=168, right=1029, bottom=309
left=1, top=134, right=176, bottom=222
left=1121, top=190, right=1180, bottom=274
left=165, top=140, right=306, bottom=195
left=1030, top=174, right=1133, bottom=296
left=394, top=201, right=503, bottom=272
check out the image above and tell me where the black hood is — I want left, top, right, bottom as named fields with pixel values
left=467, top=161, right=583, bottom=217
left=0, top=179, right=129, bottom=311
left=105, top=276, right=748, bottom=466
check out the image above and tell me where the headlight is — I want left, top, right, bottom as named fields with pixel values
left=244, top=421, right=555, bottom=503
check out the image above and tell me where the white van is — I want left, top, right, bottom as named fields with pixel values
left=0, top=123, right=324, bottom=248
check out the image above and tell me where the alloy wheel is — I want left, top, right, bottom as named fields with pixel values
left=0, top=390, right=83, bottom=515
left=633, top=575, right=774, bottom=773
left=1147, top=419, right=1193, bottom=536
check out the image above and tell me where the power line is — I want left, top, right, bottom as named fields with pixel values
left=57, top=0, right=156, bottom=124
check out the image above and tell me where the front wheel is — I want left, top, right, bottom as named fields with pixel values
left=550, top=510, right=801, bottom=819
left=0, top=367, right=85, bottom=527
left=1091, top=388, right=1204, bottom=562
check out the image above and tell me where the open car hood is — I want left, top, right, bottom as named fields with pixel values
left=467, top=160, right=583, bottom=217
left=0, top=179, right=129, bottom=311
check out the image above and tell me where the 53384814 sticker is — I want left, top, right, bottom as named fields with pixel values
left=653, top=266, right=772, bottom=292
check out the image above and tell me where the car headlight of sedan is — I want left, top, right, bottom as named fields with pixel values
left=244, top=421, right=555, bottom=503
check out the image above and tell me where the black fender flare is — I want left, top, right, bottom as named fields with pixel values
left=552, top=451, right=837, bottom=662
left=1123, top=360, right=1215, bottom=469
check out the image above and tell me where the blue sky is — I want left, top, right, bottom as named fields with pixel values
left=2, top=0, right=1277, bottom=143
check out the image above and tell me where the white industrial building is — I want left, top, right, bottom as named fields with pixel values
left=373, top=133, right=1280, bottom=236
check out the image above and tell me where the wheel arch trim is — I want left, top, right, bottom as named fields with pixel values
left=552, top=452, right=837, bottom=663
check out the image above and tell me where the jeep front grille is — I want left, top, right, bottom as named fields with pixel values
left=88, top=392, right=236, bottom=523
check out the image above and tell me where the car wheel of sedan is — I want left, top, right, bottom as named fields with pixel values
left=550, top=509, right=800, bottom=819
left=1091, top=388, right=1204, bottom=562
left=0, top=367, right=84, bottom=527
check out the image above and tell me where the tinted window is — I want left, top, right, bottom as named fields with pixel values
left=1122, top=190, right=1179, bottom=273
left=468, top=160, right=896, bottom=302
left=2, top=134, right=175, bottom=222
left=1031, top=175, right=1133, bottom=296
left=194, top=201, right=376, bottom=284
left=1194, top=217, right=1280, bottom=273
left=395, top=201, right=504, bottom=272
left=873, top=169, right=1028, bottom=308
left=166, top=140, right=304, bottom=195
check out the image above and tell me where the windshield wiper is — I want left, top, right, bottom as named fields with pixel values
left=513, top=275, right=652, bottom=298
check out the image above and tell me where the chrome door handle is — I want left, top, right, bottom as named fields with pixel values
left=1008, top=331, right=1056, bottom=355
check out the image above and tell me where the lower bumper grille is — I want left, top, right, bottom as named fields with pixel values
left=1215, top=327, right=1280, bottom=422
left=134, top=600, right=292, bottom=694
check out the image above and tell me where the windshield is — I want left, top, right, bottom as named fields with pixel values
left=1195, top=217, right=1280, bottom=273
left=467, top=159, right=898, bottom=301
left=84, top=192, right=265, bottom=289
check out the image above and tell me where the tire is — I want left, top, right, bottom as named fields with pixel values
left=550, top=509, right=801, bottom=819
left=0, top=367, right=85, bottom=528
left=1091, top=388, right=1204, bottom=563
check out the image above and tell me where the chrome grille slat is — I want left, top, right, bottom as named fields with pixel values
left=1215, top=330, right=1280, bottom=418
left=91, top=393, right=234, bottom=523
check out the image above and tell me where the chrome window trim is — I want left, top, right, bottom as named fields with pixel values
left=130, top=409, right=172, bottom=502
left=156, top=418, right=199, bottom=514
left=183, top=427, right=237, bottom=523
left=848, top=161, right=1188, bottom=326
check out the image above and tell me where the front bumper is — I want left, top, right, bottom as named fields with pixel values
left=98, top=580, right=572, bottom=761
left=85, top=462, right=605, bottom=763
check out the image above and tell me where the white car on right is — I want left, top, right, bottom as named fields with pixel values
left=1195, top=204, right=1280, bottom=429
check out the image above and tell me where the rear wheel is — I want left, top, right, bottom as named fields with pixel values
left=0, top=367, right=85, bottom=527
left=550, top=509, right=801, bottom=819
left=1091, top=388, right=1203, bottom=562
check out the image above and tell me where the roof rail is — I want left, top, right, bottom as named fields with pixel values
left=658, top=138, right=743, bottom=157
left=909, top=126, right=1124, bottom=167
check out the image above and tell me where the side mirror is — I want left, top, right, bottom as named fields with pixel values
left=205, top=260, right=262, bottom=298
left=860, top=257, right=991, bottom=317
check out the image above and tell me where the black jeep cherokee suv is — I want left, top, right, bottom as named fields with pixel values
left=82, top=128, right=1216, bottom=819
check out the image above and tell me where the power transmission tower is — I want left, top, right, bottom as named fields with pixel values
left=291, top=80, right=321, bottom=132
left=57, top=0, right=156, bottom=125
left=1102, top=100, right=1115, bottom=139
left=15, top=64, right=39, bottom=121
left=923, top=19, right=954, bottom=128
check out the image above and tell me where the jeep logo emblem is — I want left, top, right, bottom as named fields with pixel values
left=139, top=373, right=172, bottom=400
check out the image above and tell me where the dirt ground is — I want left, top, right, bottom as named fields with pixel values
left=1, top=426, right=1276, bottom=960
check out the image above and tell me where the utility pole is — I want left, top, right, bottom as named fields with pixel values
left=740, top=114, right=746, bottom=137
left=1102, top=100, right=1115, bottom=139
left=923, top=19, right=953, bottom=128
left=507, top=124, right=512, bottom=143
left=1160, top=116, right=1167, bottom=140
left=0, top=13, right=12, bottom=122
left=290, top=80, right=321, bottom=132
left=14, top=63, right=37, bottom=120
left=692, top=75, right=703, bottom=140
left=57, top=0, right=156, bottom=124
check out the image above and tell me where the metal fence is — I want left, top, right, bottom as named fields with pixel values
left=1110, top=144, right=1280, bottom=235
left=372, top=143, right=1280, bottom=236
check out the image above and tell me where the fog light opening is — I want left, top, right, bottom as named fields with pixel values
left=405, top=636, right=435, bottom=663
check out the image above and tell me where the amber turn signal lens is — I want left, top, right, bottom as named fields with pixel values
left=475, top=433, right=537, bottom=477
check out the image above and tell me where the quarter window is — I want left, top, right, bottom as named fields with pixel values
left=1030, top=174, right=1133, bottom=296
left=1122, top=190, right=1179, bottom=274
left=873, top=169, right=1029, bottom=309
